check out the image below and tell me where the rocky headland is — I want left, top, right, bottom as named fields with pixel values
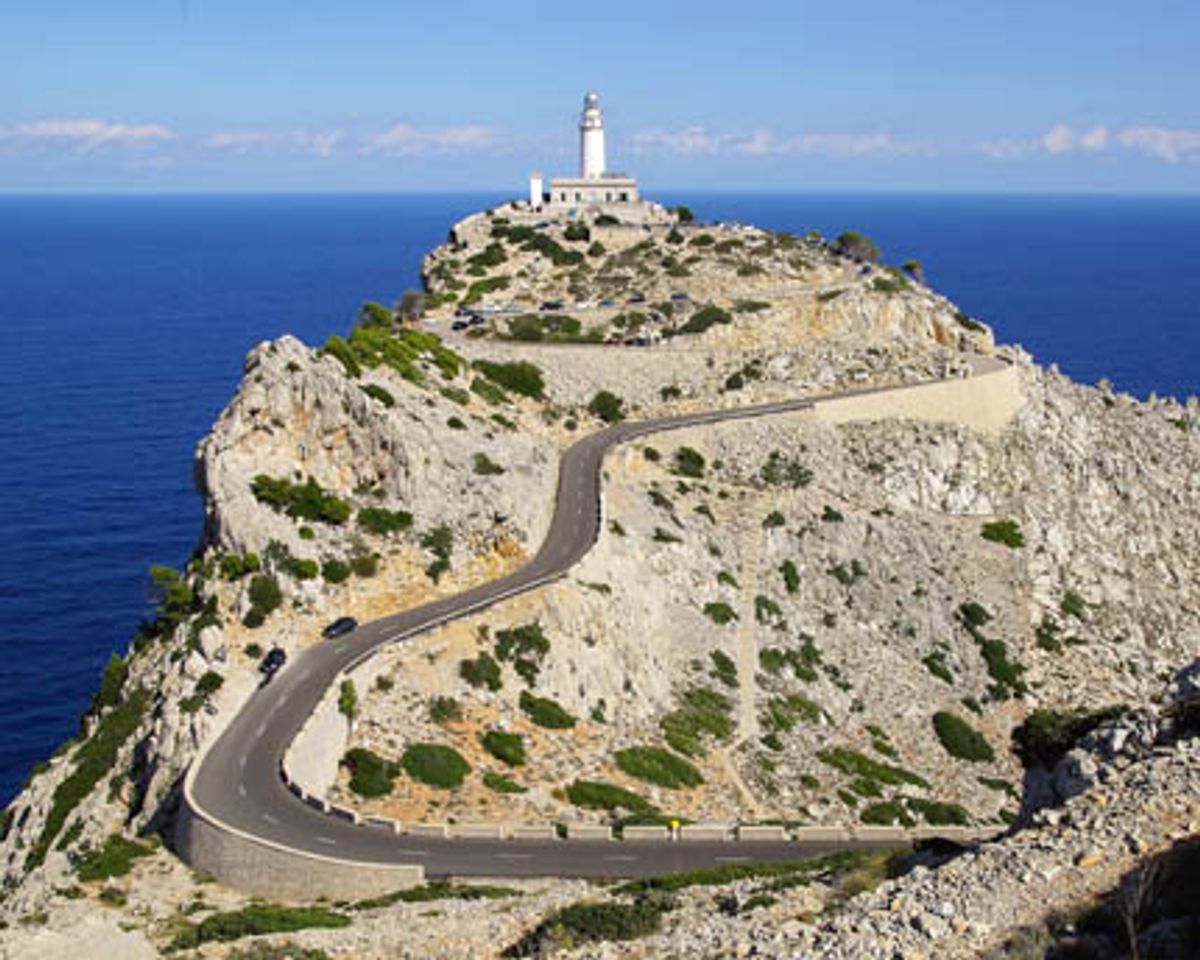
left=1, top=203, right=1198, bottom=959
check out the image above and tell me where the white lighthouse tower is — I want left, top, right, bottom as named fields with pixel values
left=580, top=91, right=606, bottom=179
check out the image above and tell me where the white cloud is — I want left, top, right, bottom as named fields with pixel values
left=359, top=123, right=496, bottom=156
left=202, top=129, right=344, bottom=157
left=1116, top=126, right=1200, bottom=163
left=983, top=123, right=1200, bottom=163
left=0, top=118, right=174, bottom=153
left=630, top=126, right=928, bottom=158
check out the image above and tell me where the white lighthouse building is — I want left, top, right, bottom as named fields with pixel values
left=531, top=92, right=642, bottom=213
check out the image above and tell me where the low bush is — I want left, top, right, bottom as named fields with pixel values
left=504, top=898, right=668, bottom=956
left=703, top=602, right=738, bottom=625
left=588, top=390, right=625, bottom=423
left=473, top=360, right=545, bottom=400
left=429, top=695, right=462, bottom=723
left=473, top=452, right=505, bottom=476
left=614, top=745, right=703, bottom=789
left=981, top=519, right=1025, bottom=548
left=906, top=797, right=969, bottom=826
left=519, top=690, right=576, bottom=729
left=321, top=558, right=351, bottom=584
left=678, top=304, right=732, bottom=335
left=357, top=507, right=414, bottom=536
left=816, top=746, right=929, bottom=788
left=660, top=686, right=733, bottom=757
left=349, top=552, right=378, bottom=577
left=859, top=801, right=915, bottom=827
left=1061, top=589, right=1089, bottom=620
left=470, top=377, right=509, bottom=406
left=75, top=834, right=152, bottom=882
left=779, top=559, right=800, bottom=593
left=762, top=511, right=786, bottom=531
left=401, top=743, right=470, bottom=789
left=481, top=730, right=525, bottom=767
left=922, top=651, right=954, bottom=684
left=341, top=747, right=400, bottom=798
left=483, top=771, right=527, bottom=794
left=671, top=447, right=705, bottom=478
left=337, top=680, right=357, bottom=719
left=251, top=475, right=351, bottom=525
left=242, top=573, right=283, bottom=628
left=760, top=450, right=812, bottom=488
left=709, top=650, right=738, bottom=688
left=565, top=779, right=654, bottom=813
left=459, top=651, right=502, bottom=691
left=166, top=903, right=350, bottom=952
left=932, top=711, right=995, bottom=762
left=360, top=383, right=395, bottom=408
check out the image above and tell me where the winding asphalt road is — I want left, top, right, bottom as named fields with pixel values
left=188, top=364, right=1001, bottom=879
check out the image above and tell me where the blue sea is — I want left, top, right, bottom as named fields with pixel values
left=1, top=192, right=1198, bottom=805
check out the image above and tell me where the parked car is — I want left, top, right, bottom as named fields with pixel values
left=598, top=298, right=616, bottom=308
left=627, top=292, right=647, bottom=304
left=451, top=319, right=468, bottom=331
left=322, top=616, right=358, bottom=640
left=259, top=646, right=287, bottom=676
left=468, top=314, right=486, bottom=326
left=540, top=300, right=563, bottom=311
left=670, top=292, right=690, bottom=301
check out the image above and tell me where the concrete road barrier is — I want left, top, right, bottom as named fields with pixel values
left=452, top=823, right=508, bottom=840
left=622, top=826, right=671, bottom=842
left=680, top=824, right=732, bottom=842
left=364, top=816, right=403, bottom=835
left=327, top=804, right=361, bottom=825
left=509, top=825, right=559, bottom=840
left=793, top=826, right=852, bottom=843
left=407, top=823, right=450, bottom=839
left=912, top=826, right=972, bottom=843
left=851, top=826, right=908, bottom=843
left=566, top=824, right=613, bottom=841
left=737, top=825, right=790, bottom=842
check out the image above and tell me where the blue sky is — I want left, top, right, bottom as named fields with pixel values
left=3, top=0, right=1199, bottom=193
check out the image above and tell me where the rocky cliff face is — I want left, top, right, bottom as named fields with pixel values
left=2, top=206, right=1197, bottom=959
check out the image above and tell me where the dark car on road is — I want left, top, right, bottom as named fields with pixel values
left=540, top=300, right=563, bottom=311
left=451, top=319, right=468, bottom=331
left=259, top=646, right=287, bottom=677
left=322, top=616, right=358, bottom=640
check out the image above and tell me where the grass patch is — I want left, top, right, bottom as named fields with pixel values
left=816, top=746, right=929, bottom=789
left=473, top=359, right=545, bottom=400
left=932, top=711, right=995, bottom=763
left=481, top=730, right=525, bottom=767
left=400, top=743, right=470, bottom=789
left=353, top=881, right=519, bottom=911
left=357, top=506, right=413, bottom=536
left=483, top=771, right=527, bottom=794
left=166, top=904, right=350, bottom=952
left=504, top=898, right=668, bottom=956
left=614, top=746, right=703, bottom=789
left=565, top=779, right=655, bottom=813
left=709, top=650, right=738, bottom=688
left=341, top=747, right=400, bottom=798
left=75, top=834, right=153, bottom=882
left=660, top=687, right=733, bottom=757
left=519, top=690, right=575, bottom=729
left=981, top=519, right=1025, bottom=548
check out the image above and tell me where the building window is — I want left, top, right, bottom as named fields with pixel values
left=619, top=192, right=628, bottom=201
left=575, top=192, right=581, bottom=201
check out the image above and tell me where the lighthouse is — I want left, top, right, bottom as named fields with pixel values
left=580, top=92, right=606, bottom=179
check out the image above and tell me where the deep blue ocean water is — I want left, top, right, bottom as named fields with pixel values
left=1, top=192, right=1198, bottom=805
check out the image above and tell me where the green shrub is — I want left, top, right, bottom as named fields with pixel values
left=27, top=688, right=148, bottom=870
left=859, top=801, right=914, bottom=827
left=483, top=771, right=527, bottom=794
left=357, top=507, right=414, bottom=536
left=219, top=552, right=260, bottom=581
left=505, top=898, right=667, bottom=955
left=760, top=694, right=822, bottom=733
left=421, top=524, right=453, bottom=582
left=564, top=222, right=590, bottom=242
left=429, top=695, right=462, bottom=723
left=166, top=903, right=351, bottom=952
left=251, top=475, right=351, bottom=525
left=321, top=558, right=351, bottom=583
left=588, top=390, right=625, bottom=423
left=320, top=335, right=362, bottom=378
left=93, top=653, right=128, bottom=713
left=338, top=680, right=357, bottom=719
left=360, top=383, right=395, bottom=408
left=678, top=304, right=732, bottom=335
left=672, top=446, right=705, bottom=478
left=614, top=745, right=703, bottom=789
left=958, top=602, right=992, bottom=630
left=470, top=377, right=509, bottom=405
left=440, top=385, right=470, bottom=405
left=494, top=622, right=550, bottom=685
left=349, top=552, right=379, bottom=577
left=459, top=651, right=502, bottom=691
left=1061, top=589, right=1089, bottom=620
left=932, top=712, right=995, bottom=762
left=473, top=360, right=545, bottom=400
left=831, top=230, right=879, bottom=262
left=481, top=730, right=525, bottom=767
left=906, top=797, right=969, bottom=826
left=703, top=602, right=738, bottom=625
left=341, top=747, right=399, bottom=798
left=565, top=779, right=654, bottom=812
left=288, top=557, right=319, bottom=580
left=709, top=650, right=738, bottom=688
left=763, top=510, right=786, bottom=529
left=779, top=559, right=800, bottom=593
left=463, top=275, right=511, bottom=304
left=922, top=651, right=954, bottom=684
left=354, top=880, right=519, bottom=911
left=660, top=687, right=733, bottom=757
left=816, top=746, right=929, bottom=788
left=75, top=834, right=152, bottom=882
left=981, top=519, right=1025, bottom=548
left=401, top=743, right=470, bottom=789
left=519, top=690, right=576, bottom=729
left=473, top=452, right=505, bottom=476
left=822, top=505, right=844, bottom=523
left=760, top=450, right=812, bottom=488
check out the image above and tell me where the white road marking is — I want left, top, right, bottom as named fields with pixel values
left=299, top=668, right=312, bottom=680
left=317, top=836, right=337, bottom=845
left=262, top=813, right=278, bottom=825
left=278, top=693, right=288, bottom=706
left=604, top=855, right=638, bottom=862
left=494, top=853, right=534, bottom=860
left=716, top=856, right=751, bottom=863
left=238, top=754, right=247, bottom=769
left=256, top=722, right=267, bottom=738
left=238, top=784, right=246, bottom=798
